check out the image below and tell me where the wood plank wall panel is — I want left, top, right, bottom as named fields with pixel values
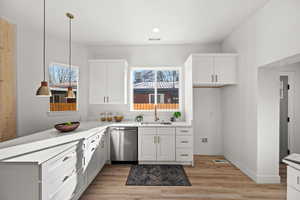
left=0, top=18, right=16, bottom=142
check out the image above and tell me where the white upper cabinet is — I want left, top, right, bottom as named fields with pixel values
left=214, top=56, right=237, bottom=84
left=187, top=54, right=238, bottom=87
left=89, top=60, right=128, bottom=104
left=193, top=56, right=214, bottom=84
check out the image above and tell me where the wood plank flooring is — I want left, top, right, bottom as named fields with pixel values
left=79, top=156, right=286, bottom=200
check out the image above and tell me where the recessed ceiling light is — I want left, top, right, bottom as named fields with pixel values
left=152, top=28, right=160, bottom=33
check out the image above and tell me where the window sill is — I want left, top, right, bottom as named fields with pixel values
left=47, top=111, right=80, bottom=117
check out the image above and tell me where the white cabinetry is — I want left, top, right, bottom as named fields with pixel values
left=89, top=60, right=127, bottom=104
left=85, top=130, right=107, bottom=185
left=0, top=130, right=108, bottom=200
left=176, top=128, right=193, bottom=164
left=138, top=127, right=193, bottom=165
left=139, top=128, right=157, bottom=161
left=186, top=54, right=238, bottom=87
left=138, top=127, right=175, bottom=162
left=156, top=128, right=175, bottom=161
left=287, top=166, right=300, bottom=200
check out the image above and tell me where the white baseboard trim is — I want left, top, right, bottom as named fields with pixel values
left=224, top=155, right=281, bottom=184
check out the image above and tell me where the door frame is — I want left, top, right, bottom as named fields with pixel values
left=279, top=71, right=296, bottom=154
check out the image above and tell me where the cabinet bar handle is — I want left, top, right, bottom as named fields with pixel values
left=216, top=75, right=218, bottom=82
left=180, top=130, right=189, bottom=133
left=297, top=176, right=300, bottom=185
left=107, top=96, right=109, bottom=103
left=104, top=96, right=106, bottom=103
left=91, top=147, right=95, bottom=152
left=181, top=154, right=189, bottom=157
left=181, top=141, right=189, bottom=143
left=63, top=156, right=70, bottom=162
left=211, top=74, right=214, bottom=82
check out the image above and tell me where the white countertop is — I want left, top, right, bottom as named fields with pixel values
left=283, top=154, right=300, bottom=170
left=0, top=120, right=191, bottom=161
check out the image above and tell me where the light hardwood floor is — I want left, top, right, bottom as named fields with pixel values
left=80, top=156, right=286, bottom=200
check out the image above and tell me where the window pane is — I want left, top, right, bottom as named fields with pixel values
left=133, top=70, right=155, bottom=110
left=156, top=70, right=179, bottom=110
left=49, top=64, right=79, bottom=111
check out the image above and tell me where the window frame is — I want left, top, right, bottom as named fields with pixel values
left=130, top=66, right=182, bottom=112
left=48, top=62, right=80, bottom=113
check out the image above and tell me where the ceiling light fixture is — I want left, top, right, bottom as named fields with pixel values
left=36, top=0, right=51, bottom=97
left=66, top=12, right=76, bottom=99
left=152, top=27, right=160, bottom=33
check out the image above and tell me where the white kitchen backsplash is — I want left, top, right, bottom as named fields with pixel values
left=87, top=104, right=184, bottom=122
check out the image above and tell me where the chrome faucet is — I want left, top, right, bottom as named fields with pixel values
left=154, top=104, right=160, bottom=122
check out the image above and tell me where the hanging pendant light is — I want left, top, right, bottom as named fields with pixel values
left=36, top=0, right=51, bottom=97
left=66, top=12, right=76, bottom=99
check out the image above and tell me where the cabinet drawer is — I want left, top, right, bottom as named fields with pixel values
left=176, top=135, right=193, bottom=148
left=287, top=186, right=300, bottom=200
left=87, top=133, right=101, bottom=146
left=288, top=166, right=300, bottom=192
left=49, top=171, right=82, bottom=200
left=44, top=146, right=79, bottom=175
left=176, top=128, right=192, bottom=135
left=176, top=148, right=193, bottom=162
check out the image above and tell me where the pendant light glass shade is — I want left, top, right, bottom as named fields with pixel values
left=66, top=87, right=76, bottom=99
left=66, top=12, right=76, bottom=99
left=36, top=0, right=51, bottom=97
left=36, top=81, right=51, bottom=96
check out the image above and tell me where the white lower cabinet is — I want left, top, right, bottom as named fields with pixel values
left=139, top=127, right=175, bottom=162
left=0, top=130, right=108, bottom=200
left=138, top=127, right=192, bottom=164
left=287, top=166, right=300, bottom=200
left=138, top=128, right=157, bottom=161
left=157, top=128, right=175, bottom=161
left=175, top=127, right=193, bottom=165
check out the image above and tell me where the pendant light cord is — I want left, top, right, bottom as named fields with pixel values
left=43, top=0, right=46, bottom=81
left=69, top=15, right=72, bottom=86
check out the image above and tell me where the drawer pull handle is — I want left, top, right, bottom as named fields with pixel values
left=181, top=141, right=189, bottom=143
left=62, top=175, right=70, bottom=183
left=180, top=130, right=189, bottom=133
left=181, top=154, right=189, bottom=157
left=63, top=156, right=70, bottom=162
left=298, top=176, right=300, bottom=185
left=91, top=147, right=95, bottom=152
left=91, top=140, right=96, bottom=143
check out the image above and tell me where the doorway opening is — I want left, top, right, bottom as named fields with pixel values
left=279, top=75, right=290, bottom=162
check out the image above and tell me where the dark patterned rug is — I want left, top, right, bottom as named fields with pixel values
left=126, top=165, right=191, bottom=186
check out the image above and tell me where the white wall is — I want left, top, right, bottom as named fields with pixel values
left=1, top=12, right=89, bottom=137
left=87, top=44, right=221, bottom=121
left=221, top=0, right=300, bottom=183
left=193, top=88, right=222, bottom=155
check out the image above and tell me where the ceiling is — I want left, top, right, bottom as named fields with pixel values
left=1, top=0, right=269, bottom=45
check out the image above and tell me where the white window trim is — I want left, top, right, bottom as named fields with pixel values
left=48, top=62, right=80, bottom=113
left=130, top=66, right=182, bottom=112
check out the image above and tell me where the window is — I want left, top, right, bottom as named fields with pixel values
left=131, top=68, right=180, bottom=111
left=48, top=63, right=79, bottom=112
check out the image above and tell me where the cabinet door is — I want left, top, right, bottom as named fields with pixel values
left=89, top=62, right=107, bottom=104
left=157, top=128, right=175, bottom=161
left=138, top=128, right=157, bottom=161
left=214, top=56, right=237, bottom=84
left=106, top=61, right=127, bottom=104
left=192, top=56, right=214, bottom=84
left=86, top=142, right=101, bottom=184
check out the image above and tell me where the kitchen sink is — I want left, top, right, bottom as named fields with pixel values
left=141, top=122, right=172, bottom=125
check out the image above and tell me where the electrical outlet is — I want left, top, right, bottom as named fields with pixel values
left=201, top=138, right=208, bottom=143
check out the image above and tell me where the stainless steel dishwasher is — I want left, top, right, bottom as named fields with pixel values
left=110, top=127, right=138, bottom=163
